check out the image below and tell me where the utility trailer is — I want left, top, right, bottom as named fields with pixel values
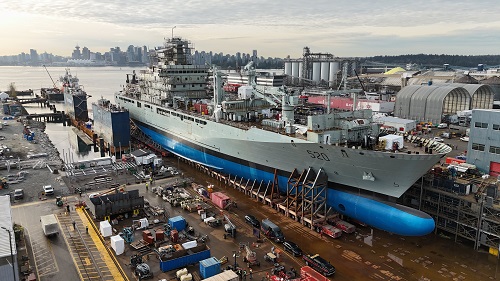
left=41, top=214, right=59, bottom=236
left=315, top=224, right=342, bottom=239
left=332, top=219, right=356, bottom=234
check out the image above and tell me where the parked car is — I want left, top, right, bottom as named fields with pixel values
left=283, top=240, right=303, bottom=256
left=437, top=123, right=448, bottom=129
left=244, top=214, right=260, bottom=228
left=460, top=136, right=469, bottom=142
left=433, top=137, right=444, bottom=142
left=43, top=185, right=54, bottom=196
left=14, top=189, right=24, bottom=200
left=302, top=254, right=336, bottom=276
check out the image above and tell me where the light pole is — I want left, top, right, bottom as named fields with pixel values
left=171, top=26, right=177, bottom=39
left=232, top=250, right=239, bottom=269
left=1, top=226, right=15, bottom=281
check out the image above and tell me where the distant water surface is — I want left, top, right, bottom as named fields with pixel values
left=0, top=66, right=143, bottom=162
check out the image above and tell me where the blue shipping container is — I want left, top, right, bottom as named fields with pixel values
left=160, top=246, right=211, bottom=272
left=168, top=216, right=186, bottom=231
left=199, top=257, right=221, bottom=279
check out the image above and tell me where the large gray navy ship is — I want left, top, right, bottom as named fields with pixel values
left=115, top=37, right=452, bottom=236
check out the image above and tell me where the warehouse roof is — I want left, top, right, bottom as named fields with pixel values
left=0, top=195, right=16, bottom=258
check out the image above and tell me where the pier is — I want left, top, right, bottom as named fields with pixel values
left=15, top=97, right=47, bottom=105
left=26, top=111, right=67, bottom=123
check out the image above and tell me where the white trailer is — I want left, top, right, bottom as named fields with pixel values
left=41, top=214, right=59, bottom=236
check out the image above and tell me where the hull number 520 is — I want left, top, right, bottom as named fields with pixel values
left=306, top=150, right=330, bottom=161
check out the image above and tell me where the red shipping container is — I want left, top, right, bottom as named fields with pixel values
left=144, top=235, right=154, bottom=245
left=171, top=229, right=179, bottom=243
left=194, top=103, right=209, bottom=115
left=142, top=230, right=151, bottom=241
left=210, top=192, right=230, bottom=209
left=155, top=230, right=164, bottom=241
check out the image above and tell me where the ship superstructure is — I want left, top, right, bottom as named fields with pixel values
left=61, top=69, right=88, bottom=122
left=116, top=37, right=452, bottom=236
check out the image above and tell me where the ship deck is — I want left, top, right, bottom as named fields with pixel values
left=117, top=92, right=451, bottom=156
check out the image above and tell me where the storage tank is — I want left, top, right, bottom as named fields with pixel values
left=329, top=61, right=340, bottom=87
left=351, top=61, right=358, bottom=76
left=321, top=62, right=330, bottom=82
left=298, top=62, right=303, bottom=78
left=312, top=62, right=321, bottom=82
left=284, top=61, right=292, bottom=75
left=291, top=61, right=299, bottom=78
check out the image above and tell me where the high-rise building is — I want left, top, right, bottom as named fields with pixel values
left=252, top=50, right=258, bottom=64
left=82, top=47, right=90, bottom=60
left=72, top=45, right=82, bottom=59
left=30, top=49, right=39, bottom=65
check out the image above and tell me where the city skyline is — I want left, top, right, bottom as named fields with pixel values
left=2, top=0, right=500, bottom=58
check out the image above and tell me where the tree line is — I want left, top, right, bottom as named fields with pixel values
left=362, top=54, right=500, bottom=68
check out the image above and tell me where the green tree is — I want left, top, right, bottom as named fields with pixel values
left=8, top=82, right=16, bottom=98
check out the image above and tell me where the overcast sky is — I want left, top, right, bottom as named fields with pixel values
left=1, top=0, right=499, bottom=58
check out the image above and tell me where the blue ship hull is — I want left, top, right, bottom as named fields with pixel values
left=138, top=123, right=435, bottom=236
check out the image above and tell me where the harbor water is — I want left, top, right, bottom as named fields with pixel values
left=0, top=66, right=141, bottom=162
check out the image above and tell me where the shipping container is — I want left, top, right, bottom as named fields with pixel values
left=201, top=270, right=238, bottom=281
left=40, top=214, right=59, bottom=236
left=160, top=244, right=211, bottom=272
left=211, top=192, right=230, bottom=209
left=199, top=257, right=221, bottom=279
left=169, top=216, right=187, bottom=232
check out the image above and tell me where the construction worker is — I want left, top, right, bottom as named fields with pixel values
left=249, top=268, right=253, bottom=279
left=86, top=225, right=89, bottom=234
left=66, top=204, right=70, bottom=213
left=145, top=182, right=149, bottom=191
left=72, top=221, right=76, bottom=230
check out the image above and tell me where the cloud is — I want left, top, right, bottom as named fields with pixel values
left=1, top=0, right=500, bottom=57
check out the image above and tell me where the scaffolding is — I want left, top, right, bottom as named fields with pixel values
left=402, top=173, right=500, bottom=251
left=282, top=167, right=329, bottom=229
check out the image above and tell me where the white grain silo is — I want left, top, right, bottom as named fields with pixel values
left=329, top=61, right=340, bottom=87
left=284, top=61, right=292, bottom=75
left=298, top=62, right=303, bottom=84
left=321, top=62, right=330, bottom=83
left=291, top=61, right=299, bottom=78
left=312, top=61, right=321, bottom=82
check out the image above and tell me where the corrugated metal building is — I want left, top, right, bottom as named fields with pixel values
left=395, top=84, right=495, bottom=124
left=467, top=109, right=500, bottom=176
left=0, top=195, right=18, bottom=281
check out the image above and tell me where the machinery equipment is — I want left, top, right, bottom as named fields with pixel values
left=243, top=245, right=260, bottom=267
left=224, top=214, right=236, bottom=238
left=122, top=227, right=134, bottom=243
left=56, top=196, right=63, bottom=207
left=130, top=254, right=153, bottom=280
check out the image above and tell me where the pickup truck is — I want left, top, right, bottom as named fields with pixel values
left=302, top=254, right=335, bottom=277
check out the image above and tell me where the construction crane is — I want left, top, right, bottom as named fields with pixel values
left=43, top=64, right=57, bottom=88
